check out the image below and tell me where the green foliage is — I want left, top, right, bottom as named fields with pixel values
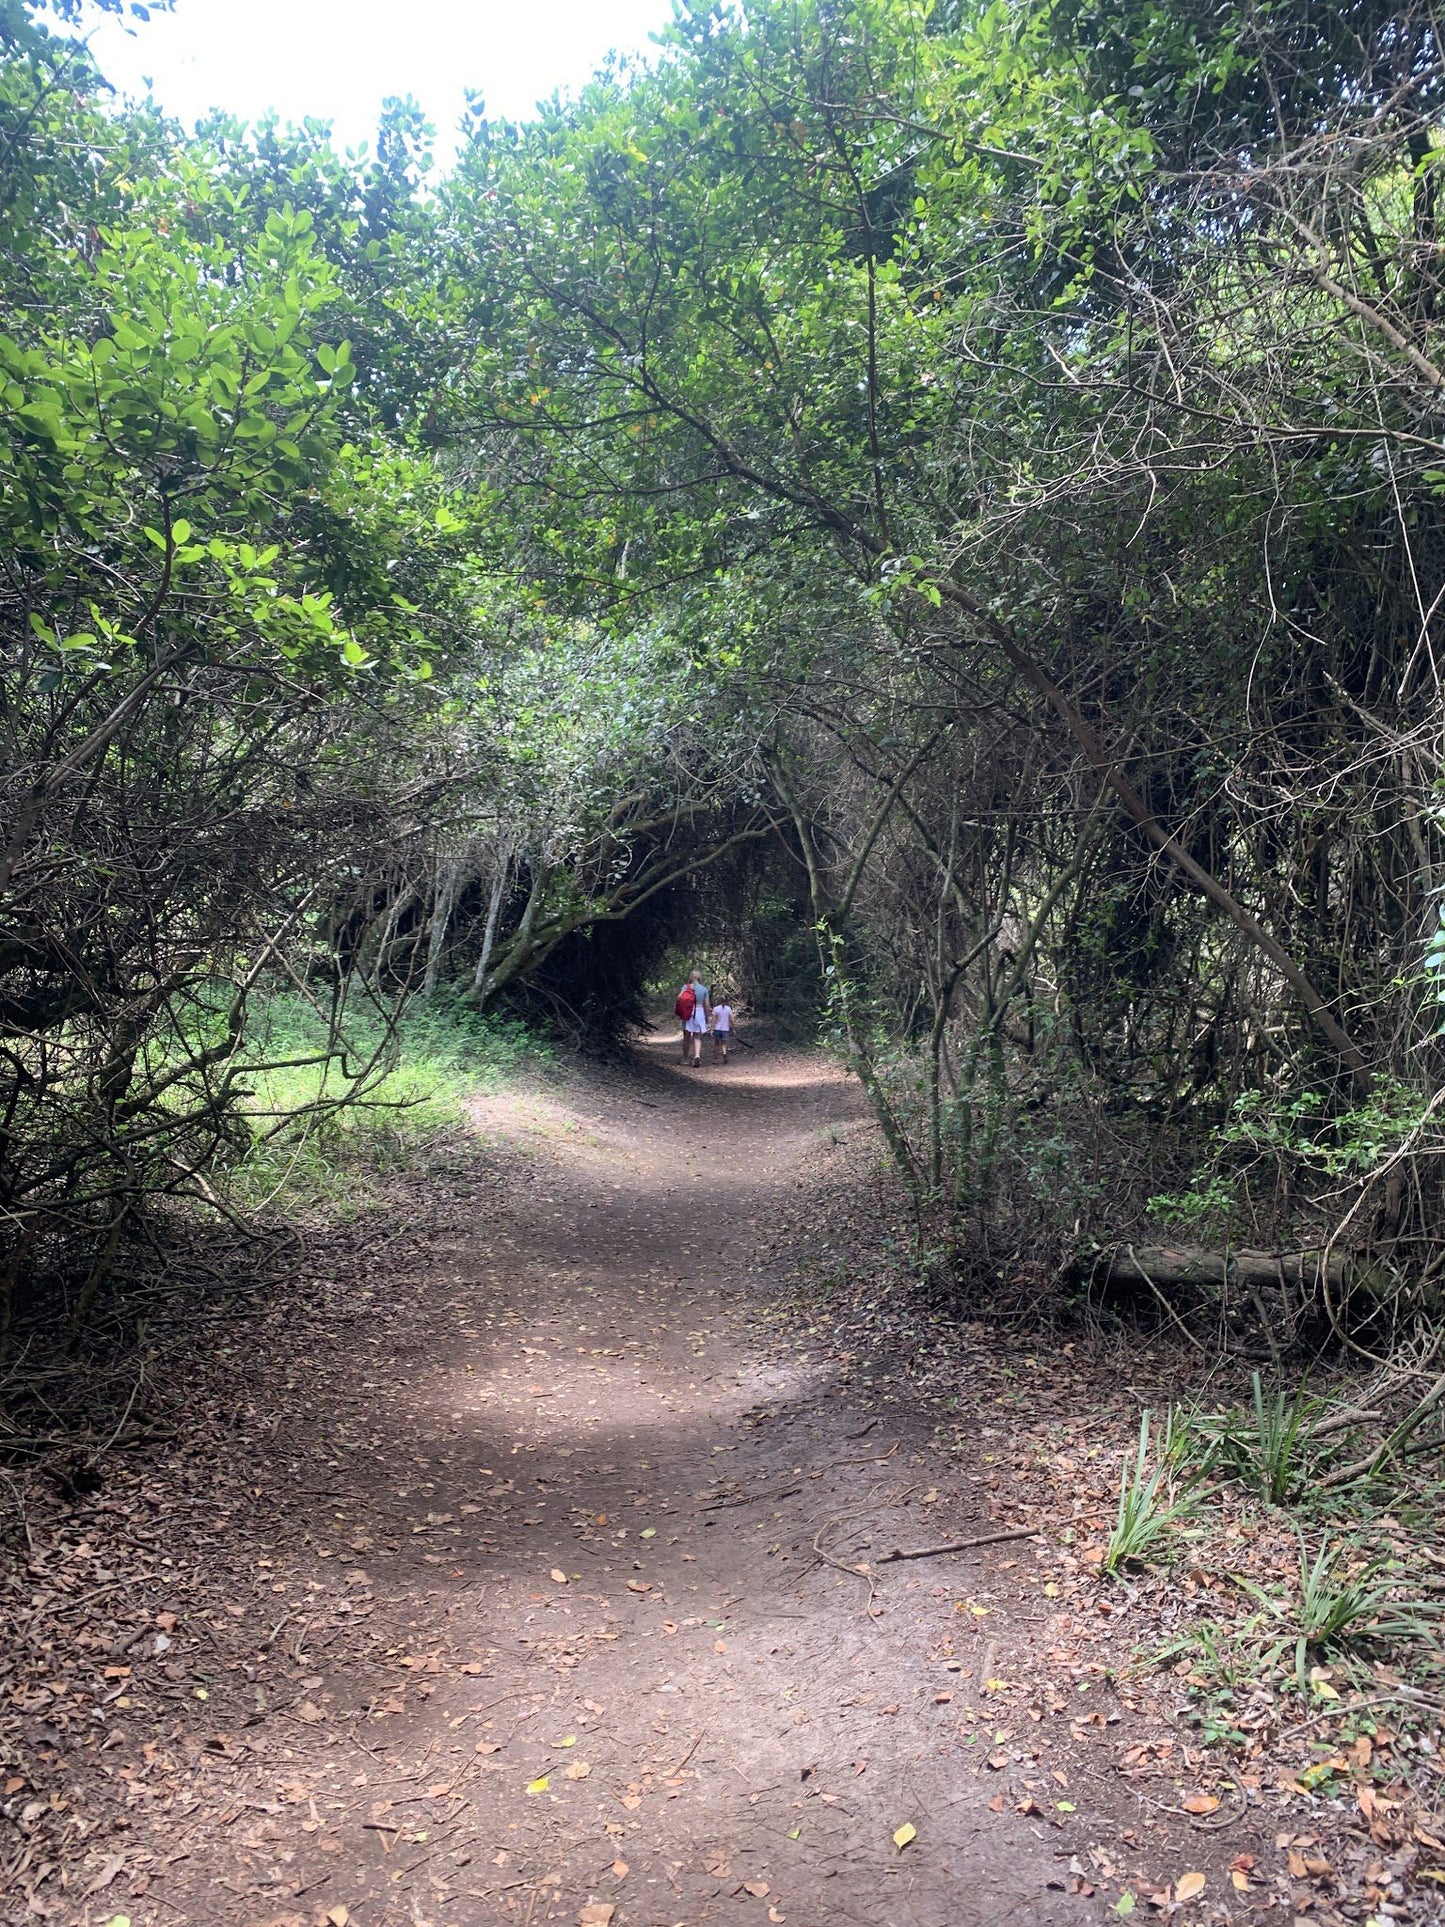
left=226, top=992, right=549, bottom=1214
left=1211, top=1374, right=1322, bottom=1507
left=0, top=15, right=493, bottom=1340
left=1218, top=1082, right=1428, bottom=1183
left=1292, top=1535, right=1433, bottom=1657
left=1146, top=1176, right=1236, bottom=1231
left=1103, top=1410, right=1199, bottom=1575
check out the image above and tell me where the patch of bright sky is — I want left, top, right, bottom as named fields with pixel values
left=83, top=0, right=677, bottom=162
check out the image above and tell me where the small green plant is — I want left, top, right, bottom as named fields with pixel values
left=1157, top=1403, right=1215, bottom=1484
left=1104, top=1411, right=1199, bottom=1574
left=1295, top=1533, right=1439, bottom=1662
left=1219, top=1079, right=1425, bottom=1180
left=1159, top=1616, right=1255, bottom=1695
left=1215, top=1373, right=1320, bottom=1505
left=1227, top=1533, right=1442, bottom=1691
left=1146, top=1173, right=1236, bottom=1228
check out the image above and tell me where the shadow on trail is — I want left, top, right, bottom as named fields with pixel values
left=132, top=1030, right=1090, bottom=1927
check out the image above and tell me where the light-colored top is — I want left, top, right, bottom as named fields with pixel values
left=712, top=1003, right=733, bottom=1032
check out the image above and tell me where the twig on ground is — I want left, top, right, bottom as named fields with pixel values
left=262, top=1609, right=295, bottom=1649
left=832, top=1440, right=899, bottom=1467
left=88, top=1366, right=147, bottom=1467
left=702, top=1483, right=802, bottom=1510
left=878, top=1522, right=1048, bottom=1563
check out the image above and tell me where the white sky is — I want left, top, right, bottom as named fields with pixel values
left=83, top=0, right=677, bottom=159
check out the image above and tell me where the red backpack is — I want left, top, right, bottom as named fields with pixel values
left=675, top=984, right=696, bottom=1021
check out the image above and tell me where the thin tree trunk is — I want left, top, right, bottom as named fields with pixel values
left=469, top=857, right=516, bottom=1009
left=423, top=859, right=462, bottom=997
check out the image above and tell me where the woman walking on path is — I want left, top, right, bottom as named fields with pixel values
left=675, top=975, right=697, bottom=1062
left=680, top=968, right=711, bottom=1065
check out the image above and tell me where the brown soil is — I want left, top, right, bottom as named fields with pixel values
left=0, top=1031, right=1403, bottom=1925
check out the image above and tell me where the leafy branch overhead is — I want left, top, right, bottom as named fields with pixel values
left=9, top=0, right=1445, bottom=1365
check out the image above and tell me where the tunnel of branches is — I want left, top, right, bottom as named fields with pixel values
left=8, top=0, right=1445, bottom=1380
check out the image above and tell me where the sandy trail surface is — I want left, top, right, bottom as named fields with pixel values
left=20, top=1034, right=1127, bottom=1926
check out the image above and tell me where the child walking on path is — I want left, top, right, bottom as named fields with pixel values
left=711, top=993, right=735, bottom=1064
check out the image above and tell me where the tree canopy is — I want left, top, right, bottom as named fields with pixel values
left=5, top=0, right=1445, bottom=1350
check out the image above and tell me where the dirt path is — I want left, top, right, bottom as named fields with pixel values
left=7, top=1033, right=1278, bottom=1926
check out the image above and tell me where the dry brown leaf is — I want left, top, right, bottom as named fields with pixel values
left=742, top=1880, right=770, bottom=1898
left=1173, top=1872, right=1206, bottom=1903
left=578, top=1907, right=614, bottom=1927
left=1181, top=1795, right=1218, bottom=1815
left=611, top=1858, right=628, bottom=1880
left=81, top=1855, right=125, bottom=1896
left=550, top=1569, right=568, bottom=1585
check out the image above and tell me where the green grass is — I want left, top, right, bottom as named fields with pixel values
left=222, top=988, right=550, bottom=1214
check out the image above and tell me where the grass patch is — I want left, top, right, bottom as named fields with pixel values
left=222, top=988, right=550, bottom=1215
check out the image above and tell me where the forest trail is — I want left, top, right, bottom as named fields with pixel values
left=46, top=1035, right=1137, bottom=1927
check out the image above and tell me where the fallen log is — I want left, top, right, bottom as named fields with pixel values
left=1091, top=1243, right=1403, bottom=1303
left=1099, top=1244, right=1343, bottom=1290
